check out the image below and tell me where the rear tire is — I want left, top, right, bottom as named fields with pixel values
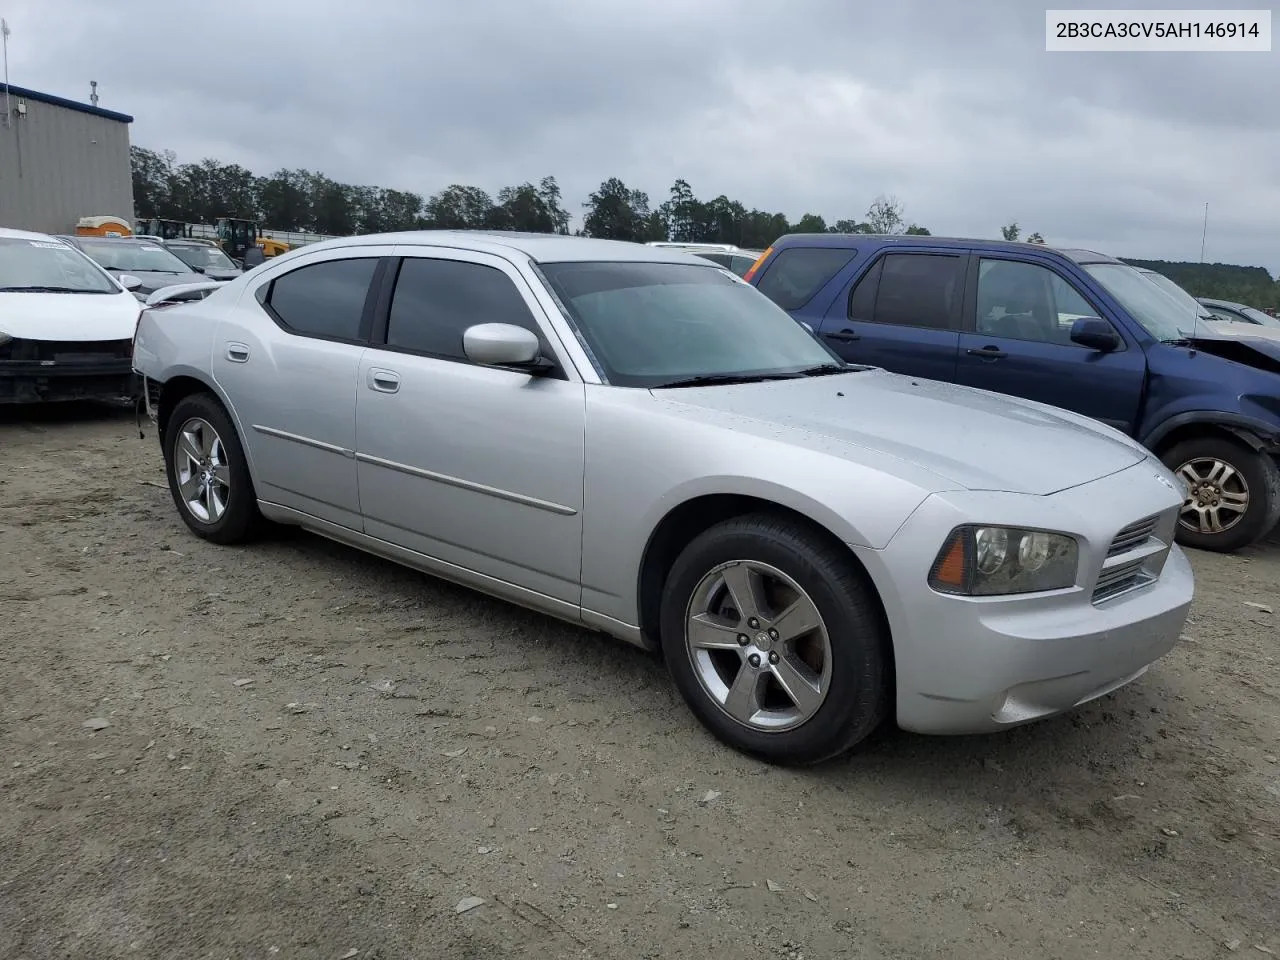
left=659, top=513, right=889, bottom=765
left=1162, top=436, right=1279, bottom=553
left=163, top=392, right=261, bottom=545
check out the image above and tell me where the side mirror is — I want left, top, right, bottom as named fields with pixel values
left=463, top=323, right=549, bottom=370
left=1070, top=317, right=1120, bottom=352
left=191, top=265, right=206, bottom=274
left=117, top=274, right=143, bottom=292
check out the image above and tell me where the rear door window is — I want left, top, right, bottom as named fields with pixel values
left=264, top=257, right=380, bottom=342
left=756, top=247, right=857, bottom=311
left=847, top=253, right=965, bottom=330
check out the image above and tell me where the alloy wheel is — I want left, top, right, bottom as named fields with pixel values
left=1175, top=456, right=1249, bottom=535
left=174, top=416, right=231, bottom=524
left=683, top=560, right=833, bottom=732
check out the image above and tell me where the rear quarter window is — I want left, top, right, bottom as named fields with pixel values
left=756, top=247, right=857, bottom=311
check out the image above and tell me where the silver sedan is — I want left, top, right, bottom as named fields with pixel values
left=132, top=232, right=1194, bottom=764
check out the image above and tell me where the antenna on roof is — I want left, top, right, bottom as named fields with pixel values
left=2, top=18, right=12, bottom=129
left=90, top=80, right=98, bottom=107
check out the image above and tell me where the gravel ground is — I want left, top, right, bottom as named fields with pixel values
left=1, top=403, right=1277, bottom=960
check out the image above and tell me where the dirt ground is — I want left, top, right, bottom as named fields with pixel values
left=1, top=403, right=1277, bottom=960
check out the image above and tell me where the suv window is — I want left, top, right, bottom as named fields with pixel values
left=266, top=257, right=379, bottom=341
left=385, top=257, right=543, bottom=362
left=848, top=253, right=964, bottom=330
left=756, top=247, right=857, bottom=311
left=975, top=258, right=1099, bottom=346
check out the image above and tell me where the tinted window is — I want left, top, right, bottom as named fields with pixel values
left=539, top=261, right=840, bottom=388
left=756, top=247, right=857, bottom=311
left=859, top=254, right=963, bottom=329
left=692, top=252, right=733, bottom=268
left=267, top=258, right=379, bottom=340
left=975, top=259, right=1100, bottom=346
left=386, top=257, right=540, bottom=361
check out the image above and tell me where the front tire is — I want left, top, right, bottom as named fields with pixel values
left=1162, top=436, right=1280, bottom=553
left=163, top=392, right=261, bottom=544
left=659, top=513, right=889, bottom=765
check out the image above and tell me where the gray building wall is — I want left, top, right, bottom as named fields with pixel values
left=0, top=87, right=135, bottom=235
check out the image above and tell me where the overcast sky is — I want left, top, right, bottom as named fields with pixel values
left=5, top=0, right=1277, bottom=271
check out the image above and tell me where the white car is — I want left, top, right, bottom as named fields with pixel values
left=0, top=227, right=144, bottom=404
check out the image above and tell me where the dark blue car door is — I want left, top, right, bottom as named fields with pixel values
left=953, top=253, right=1146, bottom=433
left=818, top=249, right=967, bottom=382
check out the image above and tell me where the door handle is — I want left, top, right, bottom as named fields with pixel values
left=824, top=329, right=861, bottom=342
left=226, top=342, right=250, bottom=363
left=368, top=368, right=400, bottom=393
left=966, top=345, right=1007, bottom=360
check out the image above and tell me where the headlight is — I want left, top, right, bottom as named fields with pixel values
left=928, top=525, right=1078, bottom=596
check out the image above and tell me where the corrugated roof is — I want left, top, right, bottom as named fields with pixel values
left=1, top=84, right=133, bottom=123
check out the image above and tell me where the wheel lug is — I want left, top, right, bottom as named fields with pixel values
left=747, top=617, right=760, bottom=629
left=768, top=628, right=779, bottom=640
left=768, top=651, right=779, bottom=665
left=736, top=634, right=749, bottom=646
left=747, top=653, right=761, bottom=668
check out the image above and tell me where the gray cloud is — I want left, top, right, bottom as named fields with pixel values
left=6, top=0, right=1276, bottom=270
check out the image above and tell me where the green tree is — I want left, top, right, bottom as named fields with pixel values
left=130, top=146, right=174, bottom=220
left=791, top=213, right=828, bottom=233
left=582, top=177, right=654, bottom=241
left=424, top=185, right=493, bottom=229
left=1000, top=222, right=1021, bottom=241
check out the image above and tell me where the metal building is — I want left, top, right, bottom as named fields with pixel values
left=0, top=84, right=135, bottom=235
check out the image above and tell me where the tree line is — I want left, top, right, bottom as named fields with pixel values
left=130, top=146, right=1277, bottom=309
left=130, top=146, right=930, bottom=249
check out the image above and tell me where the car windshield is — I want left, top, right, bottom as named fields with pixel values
left=75, top=239, right=192, bottom=274
left=167, top=243, right=238, bottom=272
left=1084, top=263, right=1206, bottom=341
left=1237, top=305, right=1280, bottom=328
left=0, top=236, right=119, bottom=294
left=537, top=260, right=844, bottom=387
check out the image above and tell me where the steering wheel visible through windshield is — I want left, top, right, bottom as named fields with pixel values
left=536, top=261, right=843, bottom=387
left=75, top=240, right=192, bottom=274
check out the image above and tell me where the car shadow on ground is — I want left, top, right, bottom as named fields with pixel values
left=265, top=523, right=1201, bottom=779
left=0, top=400, right=138, bottom=429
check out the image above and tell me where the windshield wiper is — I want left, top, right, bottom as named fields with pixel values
left=653, top=372, right=806, bottom=389
left=0, top=285, right=101, bottom=293
left=792, top=363, right=851, bottom=377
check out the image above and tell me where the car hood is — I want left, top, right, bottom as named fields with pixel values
left=0, top=289, right=140, bottom=341
left=1202, top=321, right=1280, bottom=344
left=1186, top=327, right=1280, bottom=375
left=654, top=369, right=1146, bottom=495
left=106, top=268, right=207, bottom=292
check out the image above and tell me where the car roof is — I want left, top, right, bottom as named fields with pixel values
left=0, top=226, right=62, bottom=242
left=288, top=230, right=722, bottom=266
left=767, top=232, right=1123, bottom=265
left=60, top=235, right=150, bottom=244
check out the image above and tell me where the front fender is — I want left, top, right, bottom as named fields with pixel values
left=1141, top=410, right=1280, bottom=453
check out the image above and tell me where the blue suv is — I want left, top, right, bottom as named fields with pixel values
left=745, top=235, right=1280, bottom=553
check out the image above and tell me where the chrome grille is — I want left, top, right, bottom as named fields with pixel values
left=1092, top=512, right=1172, bottom=604
left=1093, top=559, right=1155, bottom=603
left=1106, top=515, right=1159, bottom=557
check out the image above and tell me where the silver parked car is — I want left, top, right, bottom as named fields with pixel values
left=132, top=231, right=1194, bottom=764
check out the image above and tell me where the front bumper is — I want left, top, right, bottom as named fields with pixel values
left=854, top=459, right=1194, bottom=735
left=0, top=337, right=139, bottom=404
